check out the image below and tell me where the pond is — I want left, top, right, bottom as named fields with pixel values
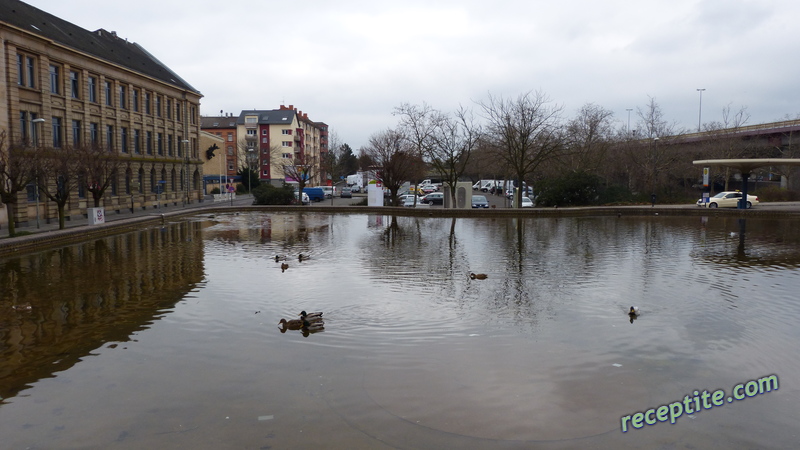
left=2, top=212, right=800, bottom=449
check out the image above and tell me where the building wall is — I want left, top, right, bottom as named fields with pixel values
left=1, top=18, right=202, bottom=227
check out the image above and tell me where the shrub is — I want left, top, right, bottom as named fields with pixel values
left=754, top=186, right=800, bottom=202
left=252, top=184, right=295, bottom=205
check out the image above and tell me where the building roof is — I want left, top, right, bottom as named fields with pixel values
left=236, top=110, right=297, bottom=126
left=200, top=116, right=239, bottom=129
left=1, top=0, right=200, bottom=94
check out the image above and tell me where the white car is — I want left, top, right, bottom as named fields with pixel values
left=703, top=191, right=759, bottom=209
left=294, top=191, right=310, bottom=205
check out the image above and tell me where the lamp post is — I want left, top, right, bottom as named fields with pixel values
left=32, top=118, right=46, bottom=228
left=182, top=139, right=190, bottom=206
left=626, top=109, right=632, bottom=134
left=696, top=88, right=705, bottom=133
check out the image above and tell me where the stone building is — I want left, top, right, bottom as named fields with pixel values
left=1, top=0, right=203, bottom=228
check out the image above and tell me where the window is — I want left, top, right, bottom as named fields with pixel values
left=227, top=132, right=233, bottom=142
left=121, top=127, right=128, bottom=153
left=228, top=162, right=234, bottom=172
left=119, top=85, right=126, bottom=109
left=168, top=134, right=174, bottom=156
left=105, top=125, right=114, bottom=151
left=247, top=129, right=256, bottom=136
left=52, top=117, right=62, bottom=147
left=155, top=96, right=161, bottom=117
left=157, top=132, right=163, bottom=155
left=145, top=92, right=151, bottom=114
left=227, top=146, right=233, bottom=155
left=132, top=89, right=139, bottom=111
left=175, top=102, right=181, bottom=121
left=72, top=120, right=81, bottom=147
left=282, top=129, right=292, bottom=135
left=88, top=76, right=97, bottom=102
left=190, top=106, right=196, bottom=124
left=90, top=123, right=99, bottom=145
left=104, top=81, right=112, bottom=106
left=262, top=137, right=268, bottom=144
left=146, top=131, right=153, bottom=155
left=262, top=129, right=268, bottom=135
left=245, top=116, right=258, bottom=124
left=134, top=129, right=141, bottom=154
left=282, top=141, right=292, bottom=147
left=282, top=153, right=292, bottom=159
left=17, top=54, right=24, bottom=86
left=166, top=99, right=172, bottom=119
left=49, top=65, right=60, bottom=94
left=70, top=71, right=80, bottom=99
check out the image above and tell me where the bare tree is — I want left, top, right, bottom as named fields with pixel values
left=279, top=146, right=321, bottom=201
left=78, top=143, right=125, bottom=207
left=479, top=91, right=563, bottom=207
left=561, top=103, right=616, bottom=175
left=627, top=97, right=682, bottom=195
left=0, top=132, right=36, bottom=236
left=32, top=145, right=82, bottom=229
left=361, top=129, right=422, bottom=205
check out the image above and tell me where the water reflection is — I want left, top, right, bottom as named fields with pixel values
left=0, top=221, right=204, bottom=401
left=2, top=212, right=800, bottom=448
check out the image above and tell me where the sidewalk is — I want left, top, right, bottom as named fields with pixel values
left=1, top=194, right=253, bottom=240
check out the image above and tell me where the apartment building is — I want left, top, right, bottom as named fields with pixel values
left=1, top=0, right=202, bottom=228
left=225, top=106, right=328, bottom=186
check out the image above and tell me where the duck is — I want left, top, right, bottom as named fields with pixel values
left=275, top=254, right=288, bottom=262
left=12, top=302, right=32, bottom=311
left=469, top=273, right=488, bottom=280
left=281, top=263, right=289, bottom=272
left=302, top=320, right=325, bottom=332
left=628, top=306, right=640, bottom=324
left=298, top=253, right=309, bottom=262
left=299, top=310, right=323, bottom=320
left=278, top=318, right=305, bottom=330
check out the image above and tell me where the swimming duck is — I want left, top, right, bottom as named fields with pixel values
left=298, top=253, right=309, bottom=262
left=299, top=310, right=323, bottom=320
left=279, top=318, right=305, bottom=330
left=275, top=254, right=288, bottom=262
left=629, top=306, right=639, bottom=316
left=469, top=273, right=488, bottom=280
left=281, top=263, right=289, bottom=272
left=302, top=320, right=325, bottom=332
left=12, top=303, right=32, bottom=311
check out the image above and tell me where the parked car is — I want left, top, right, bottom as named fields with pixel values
left=418, top=184, right=438, bottom=194
left=519, top=196, right=534, bottom=208
left=294, top=190, right=310, bottom=205
left=303, top=187, right=325, bottom=202
left=320, top=186, right=335, bottom=199
left=703, top=191, right=759, bottom=208
left=340, top=187, right=352, bottom=198
left=400, top=194, right=423, bottom=207
left=421, top=192, right=444, bottom=205
left=350, top=185, right=361, bottom=193
left=471, top=195, right=490, bottom=208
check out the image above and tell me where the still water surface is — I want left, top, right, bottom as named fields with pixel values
left=2, top=212, right=800, bottom=449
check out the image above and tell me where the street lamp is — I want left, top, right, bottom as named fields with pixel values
left=696, top=88, right=705, bottom=133
left=626, top=109, right=632, bottom=134
left=32, top=118, right=46, bottom=229
left=182, top=139, right=190, bottom=206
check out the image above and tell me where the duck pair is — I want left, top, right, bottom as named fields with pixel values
left=278, top=310, right=324, bottom=332
left=276, top=254, right=310, bottom=262
left=469, top=273, right=488, bottom=280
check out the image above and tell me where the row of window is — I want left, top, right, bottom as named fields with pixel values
left=27, top=168, right=194, bottom=201
left=16, top=51, right=197, bottom=123
left=19, top=111, right=191, bottom=157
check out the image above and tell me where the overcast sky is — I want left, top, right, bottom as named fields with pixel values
left=25, top=0, right=800, bottom=149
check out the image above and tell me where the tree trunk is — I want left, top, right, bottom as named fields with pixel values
left=4, top=203, right=16, bottom=236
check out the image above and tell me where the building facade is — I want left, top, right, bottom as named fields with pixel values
left=1, top=0, right=203, bottom=228
left=224, top=105, right=328, bottom=187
